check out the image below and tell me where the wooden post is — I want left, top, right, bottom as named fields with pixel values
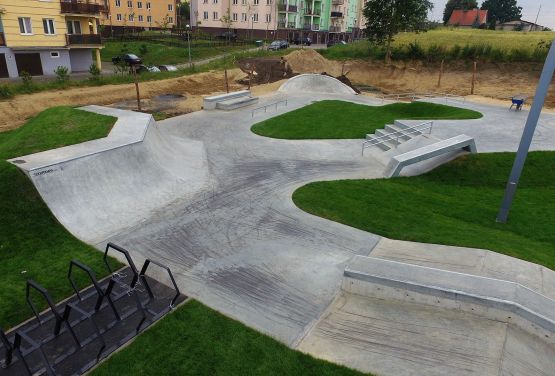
left=471, top=61, right=477, bottom=95
left=224, top=52, right=229, bottom=93
left=437, top=59, right=444, bottom=88
left=132, top=65, right=141, bottom=111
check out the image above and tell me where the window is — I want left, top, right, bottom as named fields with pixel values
left=129, top=14, right=134, bottom=21
left=168, top=4, right=173, bottom=11
left=241, top=13, right=247, bottom=21
left=127, top=1, right=133, bottom=8
left=232, top=13, right=238, bottom=21
left=265, top=14, right=271, bottom=22
left=233, top=0, right=238, bottom=4
left=254, top=0, right=259, bottom=4
left=147, top=15, right=152, bottom=23
left=146, top=2, right=151, bottom=9
left=66, top=20, right=82, bottom=34
left=213, top=11, right=218, bottom=20
left=266, top=0, right=272, bottom=4
left=212, top=0, right=218, bottom=4
left=115, top=0, right=121, bottom=6
left=117, top=13, right=123, bottom=21
left=203, top=11, right=209, bottom=20
left=18, top=17, right=32, bottom=35
left=168, top=16, right=173, bottom=23
left=50, top=52, right=60, bottom=58
left=253, top=13, right=258, bottom=22
left=203, top=0, right=208, bottom=3
left=43, top=19, right=55, bottom=35
left=137, top=1, right=142, bottom=8
left=242, top=0, right=247, bottom=4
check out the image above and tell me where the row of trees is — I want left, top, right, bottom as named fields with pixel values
left=443, top=0, right=523, bottom=29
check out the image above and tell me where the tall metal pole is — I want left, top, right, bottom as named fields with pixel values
left=496, top=39, right=555, bottom=223
left=186, top=24, right=192, bottom=67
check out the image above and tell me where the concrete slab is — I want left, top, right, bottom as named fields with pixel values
left=279, top=74, right=357, bottom=95
left=500, top=326, right=555, bottom=376
left=298, top=293, right=507, bottom=376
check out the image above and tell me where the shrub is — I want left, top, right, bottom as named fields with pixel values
left=139, top=43, right=148, bottom=56
left=89, top=63, right=101, bottom=80
left=426, top=44, right=447, bottom=63
left=20, top=71, right=33, bottom=88
left=407, top=42, right=425, bottom=60
left=54, top=65, right=70, bottom=82
left=0, top=85, right=13, bottom=99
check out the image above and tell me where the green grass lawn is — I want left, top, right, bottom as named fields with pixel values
left=251, top=100, right=482, bottom=139
left=293, top=152, right=555, bottom=270
left=101, top=40, right=253, bottom=65
left=92, top=300, right=368, bottom=376
left=0, top=106, right=119, bottom=328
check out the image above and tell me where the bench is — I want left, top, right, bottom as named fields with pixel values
left=203, top=90, right=259, bottom=110
left=384, top=134, right=477, bottom=177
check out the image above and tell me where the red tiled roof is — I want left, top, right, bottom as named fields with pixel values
left=448, top=9, right=488, bottom=26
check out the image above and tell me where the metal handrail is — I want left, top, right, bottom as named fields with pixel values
left=251, top=99, right=288, bottom=117
left=380, top=92, right=466, bottom=104
left=362, top=121, right=433, bottom=155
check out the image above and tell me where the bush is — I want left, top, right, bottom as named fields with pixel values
left=139, top=43, right=148, bottom=55
left=407, top=42, right=425, bottom=60
left=54, top=66, right=70, bottom=82
left=0, top=85, right=13, bottom=99
left=89, top=63, right=101, bottom=80
left=20, top=71, right=34, bottom=91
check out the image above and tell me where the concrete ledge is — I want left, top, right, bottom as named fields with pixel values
left=384, top=134, right=477, bottom=177
left=344, top=256, right=555, bottom=336
left=203, top=90, right=252, bottom=110
left=278, top=74, right=357, bottom=95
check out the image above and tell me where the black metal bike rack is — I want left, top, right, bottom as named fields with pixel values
left=0, top=243, right=184, bottom=376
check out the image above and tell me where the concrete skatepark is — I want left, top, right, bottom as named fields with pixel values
left=9, top=75, right=555, bottom=375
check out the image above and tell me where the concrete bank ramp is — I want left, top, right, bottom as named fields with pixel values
left=9, top=106, right=209, bottom=244
left=278, top=74, right=357, bottom=95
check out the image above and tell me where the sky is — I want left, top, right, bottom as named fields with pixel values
left=430, top=0, right=555, bottom=29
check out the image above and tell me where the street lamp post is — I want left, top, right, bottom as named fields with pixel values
left=186, top=24, right=192, bottom=68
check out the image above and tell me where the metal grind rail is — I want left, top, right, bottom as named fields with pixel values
left=380, top=92, right=466, bottom=104
left=0, top=242, right=184, bottom=376
left=362, top=121, right=434, bottom=155
left=251, top=99, right=288, bottom=117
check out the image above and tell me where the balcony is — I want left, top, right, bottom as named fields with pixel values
left=304, top=8, right=321, bottom=16
left=60, top=1, right=104, bottom=15
left=330, top=11, right=343, bottom=18
left=277, top=3, right=298, bottom=12
left=0, top=32, right=5, bottom=47
left=303, top=23, right=319, bottom=31
left=329, top=26, right=341, bottom=32
left=278, top=21, right=296, bottom=29
left=66, top=33, right=102, bottom=46
left=332, top=0, right=344, bottom=4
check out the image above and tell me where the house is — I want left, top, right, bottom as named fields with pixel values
left=447, top=8, right=488, bottom=28
left=100, top=0, right=178, bottom=34
left=497, top=20, right=545, bottom=32
left=0, top=0, right=103, bottom=79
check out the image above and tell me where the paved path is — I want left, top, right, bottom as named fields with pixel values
left=98, top=92, right=555, bottom=350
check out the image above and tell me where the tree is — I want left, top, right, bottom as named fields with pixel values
left=443, top=0, right=478, bottom=24
left=481, top=0, right=522, bottom=29
left=363, top=0, right=433, bottom=63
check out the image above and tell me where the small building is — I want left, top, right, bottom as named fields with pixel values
left=0, top=0, right=103, bottom=79
left=497, top=20, right=545, bottom=32
left=447, top=8, right=488, bottom=28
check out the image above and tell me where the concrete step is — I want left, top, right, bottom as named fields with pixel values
left=216, top=96, right=259, bottom=111
left=384, top=124, right=413, bottom=141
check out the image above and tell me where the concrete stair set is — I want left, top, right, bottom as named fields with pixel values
left=366, top=120, right=424, bottom=151
left=203, top=90, right=259, bottom=111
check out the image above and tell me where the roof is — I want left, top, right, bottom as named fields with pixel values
left=500, top=20, right=541, bottom=26
left=447, top=9, right=488, bottom=26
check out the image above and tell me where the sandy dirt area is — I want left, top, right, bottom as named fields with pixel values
left=1, top=49, right=553, bottom=131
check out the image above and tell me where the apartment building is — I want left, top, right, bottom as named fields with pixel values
left=191, top=0, right=363, bottom=42
left=0, top=0, right=103, bottom=78
left=100, top=0, right=178, bottom=32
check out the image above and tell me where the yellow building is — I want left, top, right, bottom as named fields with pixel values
left=0, top=0, right=103, bottom=78
left=100, top=0, right=178, bottom=31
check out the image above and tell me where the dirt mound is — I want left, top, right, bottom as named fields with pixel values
left=284, top=49, right=342, bottom=75
left=237, top=57, right=294, bottom=84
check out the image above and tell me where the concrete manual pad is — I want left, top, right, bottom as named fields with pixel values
left=278, top=74, right=357, bottom=95
left=298, top=292, right=507, bottom=376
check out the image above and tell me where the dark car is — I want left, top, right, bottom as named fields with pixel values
left=216, top=31, right=237, bottom=41
left=268, top=40, right=289, bottom=50
left=326, top=40, right=347, bottom=48
left=112, top=53, right=142, bottom=65
left=292, top=36, right=312, bottom=46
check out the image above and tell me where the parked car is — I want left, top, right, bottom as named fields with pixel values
left=268, top=40, right=289, bottom=51
left=158, top=65, right=178, bottom=72
left=326, top=40, right=347, bottom=48
left=136, top=65, right=161, bottom=73
left=292, top=36, right=312, bottom=46
left=111, top=53, right=142, bottom=65
left=216, top=31, right=237, bottom=41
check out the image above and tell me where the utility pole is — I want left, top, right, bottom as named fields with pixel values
left=496, top=39, right=555, bottom=223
